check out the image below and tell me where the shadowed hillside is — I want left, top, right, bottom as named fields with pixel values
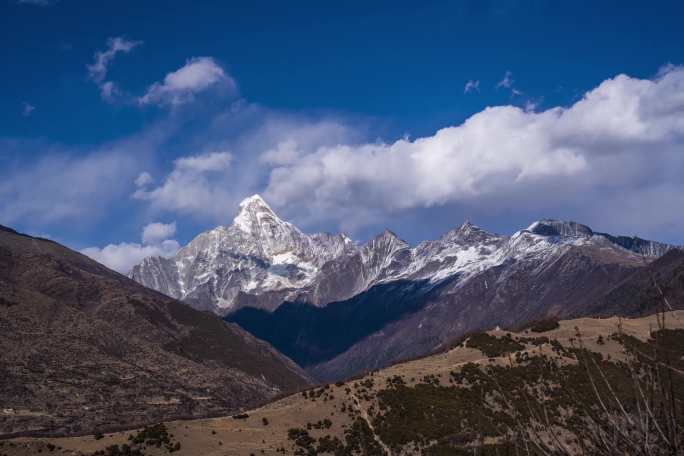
left=0, top=225, right=311, bottom=437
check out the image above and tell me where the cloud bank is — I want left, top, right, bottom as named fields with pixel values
left=263, top=66, right=684, bottom=237
left=133, top=151, right=234, bottom=217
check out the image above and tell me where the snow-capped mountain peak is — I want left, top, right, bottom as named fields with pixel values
left=525, top=219, right=594, bottom=238
left=130, top=199, right=677, bottom=315
left=441, top=219, right=500, bottom=245
left=232, top=194, right=296, bottom=235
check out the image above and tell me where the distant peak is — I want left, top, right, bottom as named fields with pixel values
left=442, top=218, right=498, bottom=244
left=525, top=219, right=593, bottom=238
left=367, top=228, right=408, bottom=249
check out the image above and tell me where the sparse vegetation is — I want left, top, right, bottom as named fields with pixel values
left=524, top=318, right=561, bottom=333
left=466, top=332, right=524, bottom=357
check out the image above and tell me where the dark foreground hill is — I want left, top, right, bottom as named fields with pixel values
left=0, top=225, right=310, bottom=437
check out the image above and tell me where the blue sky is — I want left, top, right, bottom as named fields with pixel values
left=2, top=0, right=684, bottom=272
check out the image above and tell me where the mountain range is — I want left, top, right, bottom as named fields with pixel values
left=130, top=195, right=681, bottom=380
left=131, top=194, right=673, bottom=315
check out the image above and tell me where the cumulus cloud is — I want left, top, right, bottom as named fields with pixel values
left=259, top=119, right=356, bottom=166
left=263, top=66, right=684, bottom=237
left=88, top=37, right=141, bottom=101
left=464, top=80, right=480, bottom=94
left=82, top=221, right=180, bottom=274
left=127, top=105, right=359, bottom=224
left=138, top=57, right=236, bottom=107
left=133, top=151, right=233, bottom=217
left=142, top=221, right=176, bottom=245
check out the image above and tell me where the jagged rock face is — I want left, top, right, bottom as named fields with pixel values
left=131, top=196, right=420, bottom=314
left=131, top=196, right=358, bottom=313
left=131, top=196, right=677, bottom=316
left=308, top=245, right=684, bottom=382
left=230, top=221, right=675, bottom=381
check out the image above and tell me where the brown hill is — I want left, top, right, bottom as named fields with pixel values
left=0, top=225, right=311, bottom=437
left=7, top=310, right=683, bottom=455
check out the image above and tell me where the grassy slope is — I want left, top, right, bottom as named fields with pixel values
left=6, top=310, right=683, bottom=455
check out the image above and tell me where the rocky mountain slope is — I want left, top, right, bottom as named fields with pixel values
left=0, top=225, right=310, bottom=437
left=306, top=245, right=684, bottom=381
left=131, top=195, right=673, bottom=317
left=130, top=195, right=679, bottom=380
left=9, top=310, right=683, bottom=455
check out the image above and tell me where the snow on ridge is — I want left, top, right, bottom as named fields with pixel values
left=129, top=195, right=674, bottom=314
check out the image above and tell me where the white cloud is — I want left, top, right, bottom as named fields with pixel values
left=261, top=139, right=302, bottom=165
left=142, top=221, right=176, bottom=245
left=263, top=66, right=684, bottom=237
left=82, top=221, right=179, bottom=274
left=135, top=171, right=153, bottom=187
left=0, top=125, right=165, bottom=228
left=21, top=102, right=35, bottom=117
left=495, top=70, right=523, bottom=97
left=464, top=80, right=480, bottom=94
left=175, top=151, right=233, bottom=171
left=496, top=70, right=514, bottom=89
left=130, top=108, right=358, bottom=224
left=0, top=146, right=139, bottom=226
left=259, top=120, right=355, bottom=166
left=523, top=99, right=542, bottom=113
left=133, top=151, right=233, bottom=217
left=88, top=37, right=141, bottom=101
left=138, top=57, right=236, bottom=107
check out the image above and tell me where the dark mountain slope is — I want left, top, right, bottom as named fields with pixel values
left=308, top=242, right=649, bottom=381
left=589, top=248, right=684, bottom=316
left=226, top=279, right=436, bottom=367
left=0, top=225, right=310, bottom=437
left=228, top=241, right=648, bottom=382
